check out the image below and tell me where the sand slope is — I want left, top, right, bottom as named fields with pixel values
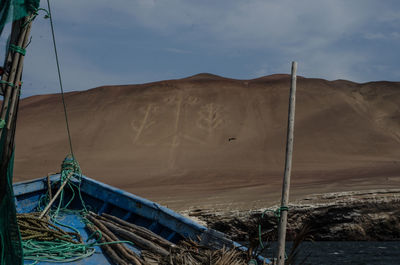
left=14, top=74, right=400, bottom=210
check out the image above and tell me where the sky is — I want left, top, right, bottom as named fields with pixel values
left=1, top=0, right=399, bottom=97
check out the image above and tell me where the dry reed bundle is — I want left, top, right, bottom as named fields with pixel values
left=142, top=239, right=248, bottom=265
left=86, top=211, right=254, bottom=265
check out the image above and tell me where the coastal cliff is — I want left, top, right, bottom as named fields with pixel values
left=183, top=189, right=400, bottom=242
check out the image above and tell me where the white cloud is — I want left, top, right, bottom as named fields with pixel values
left=363, top=32, right=387, bottom=40
left=364, top=31, right=400, bottom=40
left=377, top=10, right=400, bottom=23
left=298, top=50, right=368, bottom=81
left=164, top=48, right=192, bottom=54
left=391, top=32, right=400, bottom=39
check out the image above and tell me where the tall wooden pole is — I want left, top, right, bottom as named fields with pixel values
left=277, top=61, right=297, bottom=265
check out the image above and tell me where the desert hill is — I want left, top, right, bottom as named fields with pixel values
left=14, top=74, right=400, bottom=210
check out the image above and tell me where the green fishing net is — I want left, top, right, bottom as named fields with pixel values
left=0, top=150, right=22, bottom=265
left=0, top=98, right=21, bottom=265
left=0, top=0, right=39, bottom=35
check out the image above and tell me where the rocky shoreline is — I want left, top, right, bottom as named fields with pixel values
left=181, top=189, right=400, bottom=242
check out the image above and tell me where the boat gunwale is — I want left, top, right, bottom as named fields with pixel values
left=14, top=174, right=207, bottom=232
left=13, top=175, right=270, bottom=264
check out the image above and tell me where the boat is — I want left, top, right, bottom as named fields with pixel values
left=14, top=172, right=271, bottom=264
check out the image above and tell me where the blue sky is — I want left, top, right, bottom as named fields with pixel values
left=1, top=0, right=399, bottom=97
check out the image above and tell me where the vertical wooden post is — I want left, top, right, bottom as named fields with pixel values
left=277, top=61, right=297, bottom=265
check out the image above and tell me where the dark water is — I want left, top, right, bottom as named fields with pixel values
left=260, top=241, right=400, bottom=265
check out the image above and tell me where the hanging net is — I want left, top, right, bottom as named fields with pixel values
left=0, top=137, right=22, bottom=265
left=0, top=0, right=39, bottom=35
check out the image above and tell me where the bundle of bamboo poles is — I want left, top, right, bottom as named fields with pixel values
left=0, top=15, right=35, bottom=200
left=0, top=16, right=34, bottom=130
left=86, top=212, right=250, bottom=265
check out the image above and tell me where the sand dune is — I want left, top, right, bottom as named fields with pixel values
left=14, top=74, right=400, bottom=210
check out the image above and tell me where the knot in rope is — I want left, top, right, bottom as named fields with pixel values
left=24, top=0, right=40, bottom=13
left=22, top=5, right=50, bottom=28
left=274, top=206, right=289, bottom=218
left=258, top=206, right=290, bottom=250
left=61, top=154, right=81, bottom=176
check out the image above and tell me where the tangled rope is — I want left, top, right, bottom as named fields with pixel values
left=17, top=212, right=94, bottom=264
left=18, top=155, right=93, bottom=264
left=37, top=154, right=87, bottom=219
left=19, top=154, right=132, bottom=264
left=17, top=212, right=82, bottom=243
left=22, top=240, right=95, bottom=264
left=17, top=211, right=134, bottom=264
left=258, top=207, right=289, bottom=251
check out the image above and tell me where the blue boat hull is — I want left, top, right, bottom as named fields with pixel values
left=13, top=175, right=270, bottom=264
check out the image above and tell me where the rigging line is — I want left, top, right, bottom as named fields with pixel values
left=46, top=0, right=75, bottom=158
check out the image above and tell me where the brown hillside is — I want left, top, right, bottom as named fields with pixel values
left=14, top=74, right=400, bottom=211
